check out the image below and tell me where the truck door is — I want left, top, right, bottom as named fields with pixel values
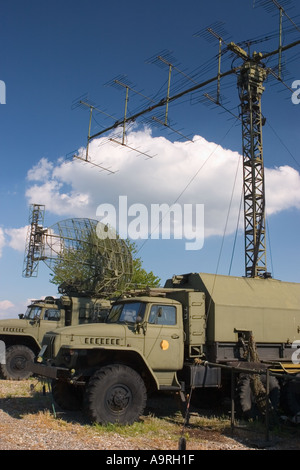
left=37, top=308, right=64, bottom=343
left=144, top=303, right=184, bottom=371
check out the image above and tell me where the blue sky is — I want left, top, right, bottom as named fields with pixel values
left=0, top=0, right=299, bottom=318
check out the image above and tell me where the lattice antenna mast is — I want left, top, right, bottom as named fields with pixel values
left=231, top=0, right=300, bottom=277
left=195, top=24, right=269, bottom=277
left=228, top=44, right=269, bottom=277
left=23, top=204, right=47, bottom=278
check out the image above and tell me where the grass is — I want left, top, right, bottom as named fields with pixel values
left=0, top=377, right=49, bottom=398
left=93, top=415, right=184, bottom=441
left=0, top=378, right=239, bottom=434
left=1, top=378, right=300, bottom=450
left=0, top=378, right=235, bottom=449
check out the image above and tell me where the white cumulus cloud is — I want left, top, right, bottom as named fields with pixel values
left=20, top=127, right=300, bottom=241
left=265, top=165, right=300, bottom=215
left=4, top=226, right=28, bottom=252
left=0, top=300, right=14, bottom=310
left=0, top=228, right=5, bottom=257
left=27, top=157, right=54, bottom=181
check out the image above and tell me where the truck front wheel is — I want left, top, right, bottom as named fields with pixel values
left=0, top=345, right=35, bottom=380
left=84, top=364, right=147, bottom=425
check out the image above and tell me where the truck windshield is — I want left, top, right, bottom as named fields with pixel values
left=107, top=302, right=146, bottom=324
left=24, top=306, right=42, bottom=320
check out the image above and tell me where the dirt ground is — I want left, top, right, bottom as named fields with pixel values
left=0, top=379, right=299, bottom=452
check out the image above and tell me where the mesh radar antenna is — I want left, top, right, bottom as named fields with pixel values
left=83, top=1, right=300, bottom=278
left=23, top=204, right=133, bottom=296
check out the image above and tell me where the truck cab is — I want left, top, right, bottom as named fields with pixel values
left=0, top=295, right=111, bottom=380
left=39, top=295, right=185, bottom=389
left=19, top=297, right=65, bottom=343
left=107, top=297, right=184, bottom=376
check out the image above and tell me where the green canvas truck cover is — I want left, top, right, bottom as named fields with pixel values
left=166, top=272, right=300, bottom=344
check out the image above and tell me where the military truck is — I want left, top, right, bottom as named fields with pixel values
left=27, top=272, right=300, bottom=424
left=0, top=295, right=111, bottom=380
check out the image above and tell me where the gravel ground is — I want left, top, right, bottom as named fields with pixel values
left=0, top=408, right=252, bottom=451
left=0, top=379, right=299, bottom=451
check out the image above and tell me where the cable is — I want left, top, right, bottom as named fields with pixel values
left=136, top=118, right=240, bottom=256
left=266, top=217, right=275, bottom=278
left=214, top=148, right=241, bottom=275
left=266, top=120, right=300, bottom=170
left=204, top=141, right=242, bottom=327
left=229, top=186, right=243, bottom=275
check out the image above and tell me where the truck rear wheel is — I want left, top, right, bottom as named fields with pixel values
left=84, top=364, right=147, bottom=425
left=0, top=345, right=35, bottom=380
left=51, top=380, right=83, bottom=411
left=281, top=376, right=300, bottom=416
left=237, top=374, right=280, bottom=419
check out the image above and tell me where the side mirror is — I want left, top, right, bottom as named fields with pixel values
left=157, top=307, right=163, bottom=318
left=135, top=316, right=146, bottom=334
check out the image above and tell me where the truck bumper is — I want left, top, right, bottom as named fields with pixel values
left=26, top=361, right=71, bottom=380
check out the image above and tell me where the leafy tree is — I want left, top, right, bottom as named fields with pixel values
left=127, top=241, right=161, bottom=289
left=50, top=233, right=160, bottom=296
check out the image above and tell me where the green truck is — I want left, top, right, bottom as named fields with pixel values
left=0, top=295, right=111, bottom=380
left=27, top=272, right=300, bottom=424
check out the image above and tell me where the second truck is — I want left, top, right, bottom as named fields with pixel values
left=0, top=294, right=111, bottom=380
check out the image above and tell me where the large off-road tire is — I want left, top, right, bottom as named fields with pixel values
left=51, top=379, right=83, bottom=411
left=237, top=374, right=280, bottom=420
left=281, top=376, right=300, bottom=417
left=0, top=345, right=35, bottom=380
left=84, top=364, right=147, bottom=425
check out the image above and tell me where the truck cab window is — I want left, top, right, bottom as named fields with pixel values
left=44, top=309, right=61, bottom=321
left=24, top=306, right=42, bottom=320
left=107, top=302, right=146, bottom=324
left=148, top=305, right=176, bottom=325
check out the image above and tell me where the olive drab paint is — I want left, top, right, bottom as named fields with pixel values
left=27, top=272, right=300, bottom=424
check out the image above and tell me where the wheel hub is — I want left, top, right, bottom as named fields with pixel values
left=11, top=356, right=26, bottom=371
left=107, top=385, right=131, bottom=412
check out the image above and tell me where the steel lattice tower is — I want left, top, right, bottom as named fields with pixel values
left=238, top=59, right=268, bottom=278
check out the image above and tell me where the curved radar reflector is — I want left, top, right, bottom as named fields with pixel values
left=23, top=211, right=132, bottom=296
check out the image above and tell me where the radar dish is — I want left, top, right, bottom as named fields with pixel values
left=23, top=204, right=133, bottom=296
